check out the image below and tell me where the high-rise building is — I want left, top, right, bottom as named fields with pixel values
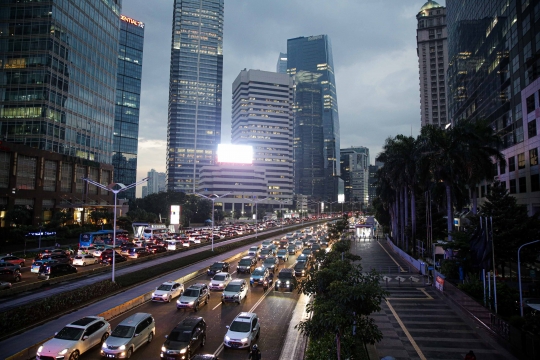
left=113, top=15, right=145, bottom=201
left=340, top=147, right=370, bottom=207
left=167, top=0, right=224, bottom=194
left=276, top=52, right=287, bottom=74
left=416, top=1, right=449, bottom=127
left=147, top=169, right=166, bottom=196
left=142, top=186, right=148, bottom=198
left=447, top=0, right=540, bottom=215
left=231, top=69, right=294, bottom=204
left=287, top=35, right=341, bottom=201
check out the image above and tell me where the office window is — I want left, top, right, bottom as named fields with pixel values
left=519, top=176, right=527, bottom=193
left=509, top=156, right=516, bottom=171
left=16, top=155, right=36, bottom=190
left=43, top=160, right=57, bottom=192
left=530, top=148, right=538, bottom=166
left=499, top=161, right=506, bottom=174
left=526, top=94, right=535, bottom=113
left=531, top=174, right=540, bottom=192
left=510, top=179, right=517, bottom=193
left=0, top=152, right=10, bottom=188
left=518, top=153, right=525, bottom=169
left=528, top=120, right=537, bottom=138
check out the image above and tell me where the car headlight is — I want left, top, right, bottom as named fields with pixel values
left=286, top=281, right=290, bottom=285
left=188, top=301, right=194, bottom=305
left=241, top=337, right=248, bottom=342
left=59, top=348, right=68, bottom=355
left=250, top=277, right=253, bottom=281
left=161, top=346, right=167, bottom=352
left=179, top=348, right=187, bottom=354
left=219, top=283, right=224, bottom=287
left=151, top=293, right=155, bottom=297
left=37, top=346, right=43, bottom=354
left=225, top=336, right=230, bottom=341
left=277, top=280, right=281, bottom=284
left=119, top=345, right=126, bottom=351
left=102, top=342, right=107, bottom=348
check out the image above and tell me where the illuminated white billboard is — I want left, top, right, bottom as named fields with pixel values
left=217, top=144, right=253, bottom=164
left=170, top=205, right=180, bottom=225
left=338, top=194, right=345, bottom=203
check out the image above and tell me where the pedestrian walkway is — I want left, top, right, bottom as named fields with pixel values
left=351, top=237, right=517, bottom=360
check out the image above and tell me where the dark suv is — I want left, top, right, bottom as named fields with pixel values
left=294, top=261, right=309, bottom=277
left=0, top=268, right=21, bottom=283
left=176, top=283, right=210, bottom=311
left=37, top=263, right=77, bottom=280
left=237, top=256, right=257, bottom=274
left=161, top=316, right=207, bottom=359
left=207, top=261, right=229, bottom=276
left=275, top=268, right=298, bottom=291
left=41, top=254, right=71, bottom=264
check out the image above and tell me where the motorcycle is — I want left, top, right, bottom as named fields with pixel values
left=263, top=280, right=268, bottom=292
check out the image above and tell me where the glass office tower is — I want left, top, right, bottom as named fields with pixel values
left=276, top=52, right=287, bottom=74
left=167, top=0, right=224, bottom=193
left=0, top=0, right=121, bottom=164
left=113, top=15, right=144, bottom=200
left=288, top=34, right=340, bottom=201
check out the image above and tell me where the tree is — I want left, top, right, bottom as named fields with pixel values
left=4, top=207, right=32, bottom=227
left=233, top=208, right=241, bottom=220
left=297, top=235, right=388, bottom=360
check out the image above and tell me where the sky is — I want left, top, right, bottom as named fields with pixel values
left=121, top=0, right=440, bottom=197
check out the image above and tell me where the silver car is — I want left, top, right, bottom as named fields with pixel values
left=101, top=313, right=155, bottom=358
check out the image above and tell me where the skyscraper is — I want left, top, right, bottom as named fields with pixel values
left=416, top=1, right=449, bottom=127
left=167, top=0, right=224, bottom=193
left=288, top=35, right=341, bottom=201
left=340, top=146, right=370, bottom=207
left=147, top=169, right=166, bottom=196
left=0, top=0, right=121, bottom=163
left=447, top=0, right=540, bottom=214
left=231, top=69, right=294, bottom=204
left=276, top=52, right=287, bottom=74
left=113, top=15, right=145, bottom=201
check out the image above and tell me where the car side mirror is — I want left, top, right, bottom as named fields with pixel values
left=225, top=325, right=230, bottom=329
left=134, top=333, right=139, bottom=337
left=82, top=335, right=88, bottom=340
left=165, top=335, right=168, bottom=338
left=192, top=337, right=197, bottom=340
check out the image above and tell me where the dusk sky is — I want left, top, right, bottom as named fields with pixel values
left=121, top=0, right=439, bottom=196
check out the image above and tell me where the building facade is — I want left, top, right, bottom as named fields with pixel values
left=231, top=69, right=294, bottom=205
left=147, top=169, right=166, bottom=196
left=0, top=0, right=121, bottom=164
left=113, top=15, right=145, bottom=201
left=287, top=35, right=341, bottom=201
left=167, top=0, right=224, bottom=193
left=447, top=0, right=540, bottom=214
left=368, top=163, right=381, bottom=208
left=416, top=1, right=449, bottom=127
left=340, top=146, right=370, bottom=207
left=276, top=52, right=287, bottom=74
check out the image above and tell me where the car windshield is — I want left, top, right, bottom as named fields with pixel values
left=294, top=263, right=306, bottom=270
left=168, top=330, right=192, bottom=342
left=279, top=272, right=293, bottom=279
left=229, top=320, right=251, bottom=333
left=183, top=289, right=200, bottom=297
left=260, top=249, right=270, bottom=254
left=239, top=259, right=252, bottom=265
left=277, top=250, right=286, bottom=254
left=111, top=325, right=135, bottom=338
left=252, top=269, right=265, bottom=276
left=210, top=263, right=223, bottom=270
left=249, top=247, right=257, bottom=251
left=157, top=284, right=172, bottom=291
left=75, top=256, right=83, bottom=259
left=224, top=284, right=241, bottom=292
left=263, top=259, right=274, bottom=265
left=213, top=274, right=227, bottom=281
left=54, top=326, right=84, bottom=341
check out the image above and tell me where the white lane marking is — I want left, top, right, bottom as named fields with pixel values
left=212, top=302, right=222, bottom=310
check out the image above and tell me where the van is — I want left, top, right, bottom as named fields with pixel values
left=101, top=313, right=155, bottom=358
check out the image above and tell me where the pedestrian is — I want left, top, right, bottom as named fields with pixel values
left=464, top=350, right=476, bottom=360
left=248, top=344, right=261, bottom=360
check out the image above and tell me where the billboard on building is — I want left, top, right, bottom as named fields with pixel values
left=217, top=144, right=253, bottom=164
left=170, top=205, right=180, bottom=225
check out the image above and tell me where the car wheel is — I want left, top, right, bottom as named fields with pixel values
left=147, top=332, right=153, bottom=343
left=194, top=304, right=199, bottom=312
left=101, top=332, right=109, bottom=343
left=126, top=348, right=133, bottom=359
left=20, top=262, right=25, bottom=267
left=256, top=329, right=260, bottom=339
left=201, top=335, right=206, bottom=347
left=14, top=275, right=21, bottom=283
left=167, top=296, right=171, bottom=303
left=68, top=350, right=79, bottom=360
left=82, top=262, right=86, bottom=266
left=205, top=296, right=209, bottom=305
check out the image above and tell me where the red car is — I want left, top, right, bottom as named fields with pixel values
left=0, top=255, right=25, bottom=267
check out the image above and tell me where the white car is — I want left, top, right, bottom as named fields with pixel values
left=36, top=316, right=110, bottom=360
left=151, top=281, right=184, bottom=302
left=209, top=272, right=232, bottom=291
left=72, top=255, right=98, bottom=266
left=223, top=312, right=260, bottom=349
left=221, top=279, right=248, bottom=304
left=247, top=246, right=259, bottom=257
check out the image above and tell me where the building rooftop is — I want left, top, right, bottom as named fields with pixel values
left=420, top=0, right=442, bottom=12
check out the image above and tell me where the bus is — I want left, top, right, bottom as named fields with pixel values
left=79, top=229, right=129, bottom=248
left=132, top=223, right=169, bottom=240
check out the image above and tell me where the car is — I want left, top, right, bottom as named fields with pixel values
left=294, top=240, right=304, bottom=250
left=120, top=243, right=137, bottom=255
left=148, top=245, right=167, bottom=254
left=207, top=262, right=229, bottom=276
left=287, top=244, right=297, bottom=255
left=0, top=281, right=12, bottom=290
left=257, top=248, right=274, bottom=261
left=260, top=240, right=272, bottom=249
left=36, top=316, right=111, bottom=360
left=0, top=255, right=25, bottom=267
left=0, top=269, right=21, bottom=283
left=101, top=313, right=155, bottom=358
left=279, top=239, right=289, bottom=249
left=72, top=254, right=99, bottom=266
left=93, top=246, right=107, bottom=258
left=128, top=247, right=150, bottom=259
left=152, top=281, right=184, bottom=302
left=294, top=261, right=309, bottom=277
left=275, top=268, right=298, bottom=291
left=37, top=263, right=77, bottom=280
left=223, top=312, right=260, bottom=349
left=101, top=253, right=128, bottom=265
left=161, top=316, right=207, bottom=360
left=41, top=254, right=71, bottom=264
left=276, top=249, right=289, bottom=262
left=221, top=279, right=248, bottom=304
left=262, top=257, right=278, bottom=273
left=209, top=272, right=232, bottom=291
left=301, top=248, right=313, bottom=258
left=176, top=283, right=210, bottom=311
left=236, top=256, right=257, bottom=274
left=250, top=267, right=272, bottom=287
left=99, top=249, right=115, bottom=261
left=311, top=244, right=322, bottom=253
left=0, top=261, right=21, bottom=272
left=247, top=246, right=259, bottom=257
left=32, top=259, right=58, bottom=273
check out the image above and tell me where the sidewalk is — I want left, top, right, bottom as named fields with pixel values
left=278, top=293, right=310, bottom=360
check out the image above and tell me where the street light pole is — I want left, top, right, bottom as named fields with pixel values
left=518, top=239, right=540, bottom=316
left=195, top=192, right=231, bottom=251
left=82, top=177, right=148, bottom=282
left=252, top=196, right=267, bottom=240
